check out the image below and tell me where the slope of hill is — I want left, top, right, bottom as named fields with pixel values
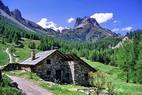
left=84, top=59, right=142, bottom=95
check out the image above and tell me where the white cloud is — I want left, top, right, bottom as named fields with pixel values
left=57, top=27, right=69, bottom=31
left=113, top=20, right=120, bottom=24
left=121, top=27, right=133, bottom=31
left=37, top=18, right=69, bottom=31
left=67, top=17, right=75, bottom=23
left=90, top=13, right=113, bottom=23
left=37, top=18, right=56, bottom=29
left=112, top=28, right=120, bottom=32
left=112, top=27, right=133, bottom=32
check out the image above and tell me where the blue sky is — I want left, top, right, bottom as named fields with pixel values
left=2, top=0, right=142, bottom=34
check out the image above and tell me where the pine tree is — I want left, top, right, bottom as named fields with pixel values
left=28, top=42, right=36, bottom=49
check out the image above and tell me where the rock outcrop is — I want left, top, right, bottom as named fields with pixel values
left=0, top=0, right=11, bottom=15
left=58, top=16, right=119, bottom=42
left=74, top=16, right=100, bottom=28
left=11, top=9, right=26, bottom=25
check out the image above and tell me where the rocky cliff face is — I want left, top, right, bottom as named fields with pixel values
left=0, top=0, right=45, bottom=32
left=112, top=36, right=130, bottom=49
left=58, top=17, right=119, bottom=42
left=74, top=16, right=100, bottom=28
left=0, top=0, right=35, bottom=32
left=0, top=0, right=11, bottom=15
left=10, top=9, right=45, bottom=31
left=11, top=9, right=26, bottom=25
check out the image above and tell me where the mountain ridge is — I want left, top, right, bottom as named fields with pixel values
left=0, top=0, right=121, bottom=42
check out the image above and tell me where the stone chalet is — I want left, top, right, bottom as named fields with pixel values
left=20, top=50, right=97, bottom=86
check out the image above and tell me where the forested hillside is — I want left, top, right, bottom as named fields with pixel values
left=84, top=30, right=142, bottom=84
left=0, top=15, right=121, bottom=54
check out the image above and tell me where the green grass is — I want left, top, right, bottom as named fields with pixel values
left=0, top=44, right=8, bottom=66
left=21, top=38, right=40, bottom=46
left=83, top=59, right=142, bottom=95
left=9, top=71, right=41, bottom=81
left=0, top=37, right=40, bottom=65
left=40, top=83, right=85, bottom=95
left=15, top=47, right=32, bottom=62
left=14, top=38, right=40, bottom=62
left=15, top=47, right=40, bottom=62
left=83, top=59, right=122, bottom=75
left=0, top=74, right=21, bottom=95
left=59, top=84, right=86, bottom=91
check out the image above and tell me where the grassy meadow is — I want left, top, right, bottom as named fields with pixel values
left=84, top=59, right=142, bottom=95
left=0, top=38, right=40, bottom=65
left=0, top=44, right=8, bottom=66
left=14, top=38, right=40, bottom=62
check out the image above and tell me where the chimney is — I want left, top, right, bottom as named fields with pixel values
left=31, top=50, right=35, bottom=60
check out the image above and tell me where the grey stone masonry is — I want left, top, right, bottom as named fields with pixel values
left=20, top=50, right=97, bottom=86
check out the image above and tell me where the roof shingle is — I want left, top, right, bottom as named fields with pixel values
left=20, top=50, right=57, bottom=65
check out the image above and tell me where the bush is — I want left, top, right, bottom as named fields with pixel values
left=89, top=71, right=107, bottom=95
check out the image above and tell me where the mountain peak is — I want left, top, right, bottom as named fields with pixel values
left=0, top=0, right=11, bottom=15
left=11, top=9, right=22, bottom=19
left=74, top=16, right=100, bottom=28
left=10, top=9, right=27, bottom=25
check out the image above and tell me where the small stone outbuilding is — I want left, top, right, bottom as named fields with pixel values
left=20, top=50, right=97, bottom=86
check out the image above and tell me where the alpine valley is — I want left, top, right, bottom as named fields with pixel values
left=0, top=0, right=142, bottom=95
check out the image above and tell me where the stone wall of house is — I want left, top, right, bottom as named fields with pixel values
left=30, top=53, right=95, bottom=86
left=32, top=54, right=75, bottom=84
left=21, top=66, right=31, bottom=72
left=74, top=60, right=94, bottom=86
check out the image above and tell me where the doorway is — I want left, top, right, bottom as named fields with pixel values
left=56, top=70, right=61, bottom=81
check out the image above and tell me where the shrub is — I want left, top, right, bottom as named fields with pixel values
left=89, top=71, right=107, bottom=95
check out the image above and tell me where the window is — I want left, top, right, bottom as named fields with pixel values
left=46, top=59, right=51, bottom=64
left=84, top=73, right=88, bottom=81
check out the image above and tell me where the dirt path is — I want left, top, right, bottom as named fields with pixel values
left=8, top=75, right=53, bottom=95
left=5, top=48, right=19, bottom=63
left=6, top=48, right=12, bottom=63
left=13, top=53, right=19, bottom=63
